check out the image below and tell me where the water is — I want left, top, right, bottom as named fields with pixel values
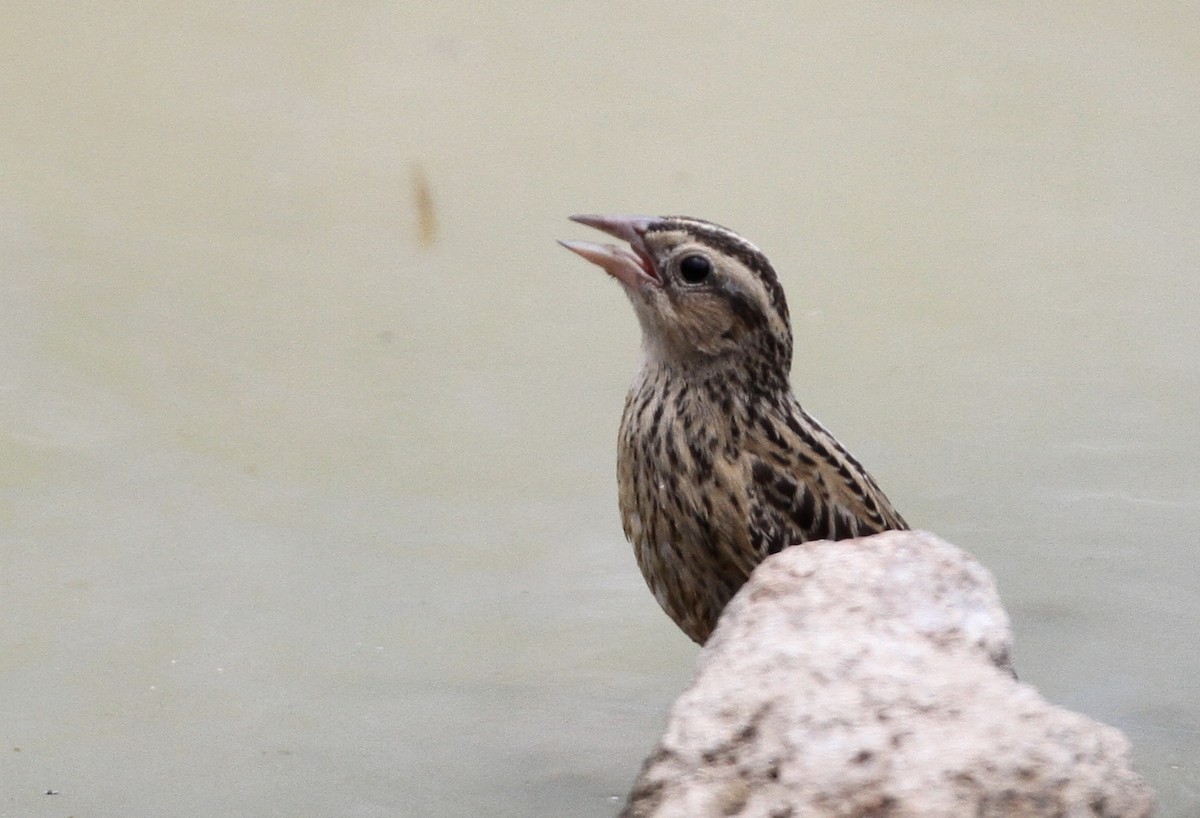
left=2, top=4, right=1198, bottom=816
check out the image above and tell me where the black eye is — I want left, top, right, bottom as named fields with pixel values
left=678, top=254, right=711, bottom=284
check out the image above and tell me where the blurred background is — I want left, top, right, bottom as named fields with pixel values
left=2, top=4, right=1198, bottom=816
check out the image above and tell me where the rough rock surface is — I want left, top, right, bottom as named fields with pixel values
left=622, top=530, right=1154, bottom=818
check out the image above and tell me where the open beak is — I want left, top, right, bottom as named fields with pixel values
left=558, top=214, right=661, bottom=289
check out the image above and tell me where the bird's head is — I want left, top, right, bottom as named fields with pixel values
left=560, top=214, right=793, bottom=373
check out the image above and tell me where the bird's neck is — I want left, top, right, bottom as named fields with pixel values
left=632, top=353, right=793, bottom=424
left=638, top=346, right=792, bottom=401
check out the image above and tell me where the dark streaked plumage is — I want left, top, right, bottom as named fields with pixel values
left=560, top=214, right=908, bottom=644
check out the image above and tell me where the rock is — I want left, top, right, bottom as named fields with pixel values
left=622, top=530, right=1154, bottom=818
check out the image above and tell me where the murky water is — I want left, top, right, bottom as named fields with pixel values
left=2, top=5, right=1198, bottom=816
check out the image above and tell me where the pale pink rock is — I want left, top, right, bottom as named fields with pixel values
left=623, top=530, right=1153, bottom=818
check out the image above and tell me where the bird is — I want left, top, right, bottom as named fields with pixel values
left=559, top=214, right=909, bottom=644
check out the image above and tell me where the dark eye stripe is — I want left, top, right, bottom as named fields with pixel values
left=722, top=289, right=767, bottom=329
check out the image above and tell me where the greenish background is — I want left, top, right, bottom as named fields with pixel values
left=3, top=4, right=1197, bottom=816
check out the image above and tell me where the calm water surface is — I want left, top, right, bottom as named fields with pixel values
left=2, top=5, right=1198, bottom=816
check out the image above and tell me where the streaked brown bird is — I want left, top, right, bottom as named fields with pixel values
left=560, top=214, right=908, bottom=644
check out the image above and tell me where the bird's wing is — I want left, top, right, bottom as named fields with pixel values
left=740, top=399, right=908, bottom=554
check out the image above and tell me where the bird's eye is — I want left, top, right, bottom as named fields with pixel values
left=678, top=254, right=712, bottom=284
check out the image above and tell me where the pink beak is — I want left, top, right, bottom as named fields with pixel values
left=558, top=214, right=661, bottom=289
